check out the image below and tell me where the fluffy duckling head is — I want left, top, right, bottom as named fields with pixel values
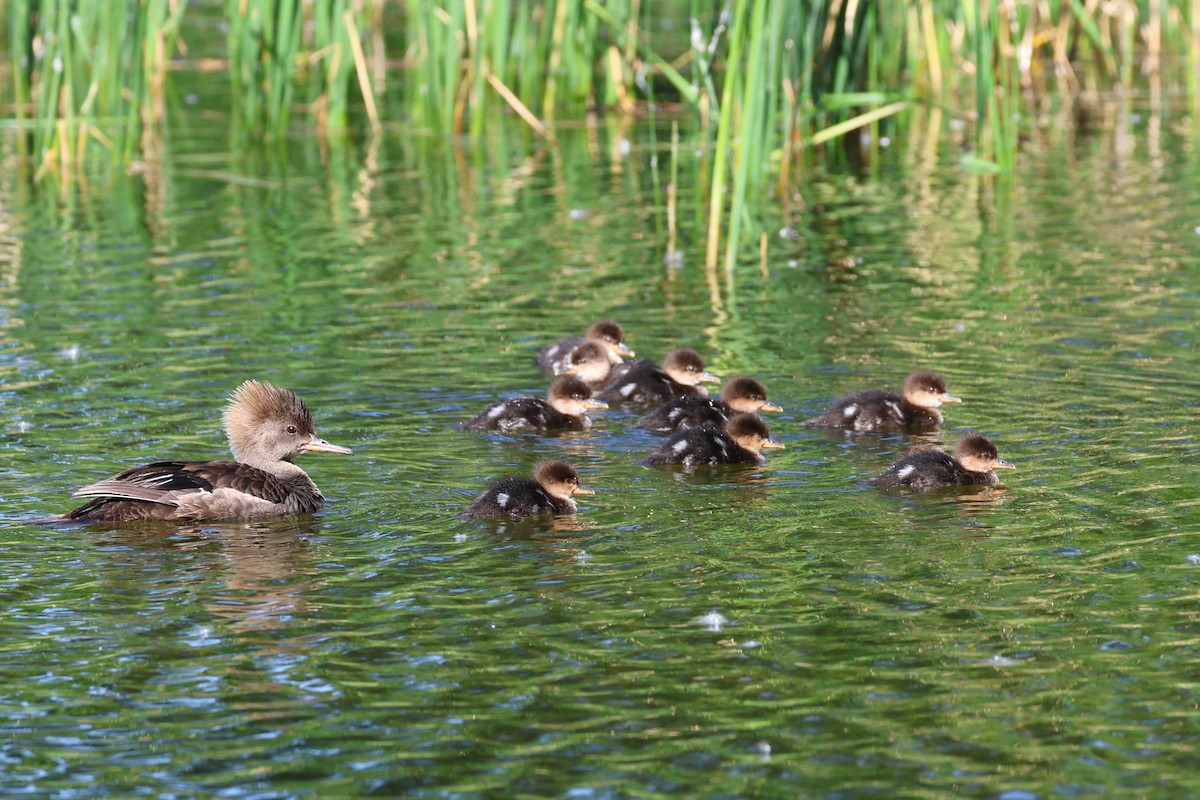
left=554, top=341, right=612, bottom=385
left=725, top=412, right=785, bottom=454
left=223, top=380, right=352, bottom=468
left=662, top=348, right=721, bottom=387
left=953, top=433, right=1013, bottom=474
left=584, top=320, right=635, bottom=364
left=721, top=376, right=783, bottom=414
left=547, top=375, right=609, bottom=416
left=532, top=460, right=595, bottom=501
left=902, top=370, right=962, bottom=409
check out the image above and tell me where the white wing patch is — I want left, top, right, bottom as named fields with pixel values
left=620, top=383, right=637, bottom=398
left=897, top=465, right=915, bottom=480
left=496, top=492, right=510, bottom=508
left=885, top=400, right=902, bottom=419
left=843, top=404, right=858, bottom=418
left=487, top=404, right=506, bottom=419
left=672, top=439, right=690, bottom=453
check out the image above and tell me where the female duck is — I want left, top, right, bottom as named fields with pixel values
left=641, top=413, right=784, bottom=467
left=462, top=460, right=594, bottom=519
left=867, top=433, right=1014, bottom=491
left=538, top=320, right=635, bottom=374
left=457, top=375, right=607, bottom=432
left=803, top=369, right=961, bottom=431
left=599, top=348, right=720, bottom=406
left=633, top=376, right=782, bottom=431
left=50, top=380, right=353, bottom=523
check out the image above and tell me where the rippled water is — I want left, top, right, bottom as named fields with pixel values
left=4, top=101, right=1200, bottom=797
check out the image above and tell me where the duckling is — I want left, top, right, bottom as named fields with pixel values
left=598, top=348, right=721, bottom=406
left=803, top=369, right=961, bottom=431
left=462, top=460, right=594, bottom=519
left=553, top=341, right=615, bottom=389
left=538, top=319, right=635, bottom=374
left=457, top=375, right=607, bottom=432
left=640, top=413, right=784, bottom=467
left=46, top=380, right=353, bottom=523
left=867, top=433, right=1014, bottom=491
left=633, top=376, right=782, bottom=431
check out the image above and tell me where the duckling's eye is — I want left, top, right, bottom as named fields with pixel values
left=286, top=425, right=298, bottom=435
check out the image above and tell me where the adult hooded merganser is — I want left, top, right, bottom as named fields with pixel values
left=640, top=413, right=784, bottom=467
left=48, top=380, right=353, bottom=523
left=537, top=320, right=635, bottom=374
left=461, top=460, right=594, bottom=519
left=457, top=375, right=608, bottom=432
left=598, top=348, right=721, bottom=406
left=553, top=341, right=615, bottom=390
left=867, top=433, right=1014, bottom=491
left=803, top=370, right=961, bottom=431
left=633, top=376, right=782, bottom=431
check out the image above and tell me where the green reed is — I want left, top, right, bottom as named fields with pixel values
left=2, top=0, right=1194, bottom=267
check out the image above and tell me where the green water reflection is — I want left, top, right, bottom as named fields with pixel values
left=4, top=99, right=1200, bottom=798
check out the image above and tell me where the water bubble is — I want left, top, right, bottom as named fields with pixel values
left=573, top=550, right=591, bottom=565
left=568, top=208, right=589, bottom=220
left=1186, top=554, right=1200, bottom=565
left=618, top=139, right=631, bottom=157
left=779, top=226, right=801, bottom=241
left=695, top=612, right=729, bottom=632
left=60, top=344, right=81, bottom=361
left=453, top=533, right=468, bottom=543
left=879, top=136, right=891, bottom=147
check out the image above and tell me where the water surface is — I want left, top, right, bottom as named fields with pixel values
left=3, top=99, right=1200, bottom=797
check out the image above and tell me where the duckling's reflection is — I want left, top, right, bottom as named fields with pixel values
left=95, top=517, right=320, bottom=634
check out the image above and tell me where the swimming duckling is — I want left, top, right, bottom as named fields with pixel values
left=457, top=375, right=607, bottom=432
left=867, top=433, right=1013, bottom=491
left=553, top=341, right=615, bottom=389
left=462, top=460, right=594, bottom=519
left=46, top=380, right=353, bottom=523
left=803, top=369, right=961, bottom=431
left=640, top=413, right=784, bottom=467
left=633, top=376, right=782, bottom=431
left=538, top=319, right=635, bottom=374
left=598, top=348, right=721, bottom=406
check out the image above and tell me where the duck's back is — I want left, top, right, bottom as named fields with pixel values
left=599, top=361, right=702, bottom=406
left=459, top=398, right=582, bottom=431
left=641, top=429, right=760, bottom=467
left=462, top=477, right=570, bottom=519
left=66, top=460, right=321, bottom=522
left=633, top=397, right=729, bottom=431
left=867, top=449, right=992, bottom=490
left=805, top=389, right=939, bottom=431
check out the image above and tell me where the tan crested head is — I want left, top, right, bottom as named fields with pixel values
left=224, top=380, right=351, bottom=469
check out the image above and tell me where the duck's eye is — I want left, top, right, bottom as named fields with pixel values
left=286, top=425, right=298, bottom=434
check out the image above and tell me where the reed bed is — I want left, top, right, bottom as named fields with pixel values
left=2, top=0, right=1194, bottom=266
